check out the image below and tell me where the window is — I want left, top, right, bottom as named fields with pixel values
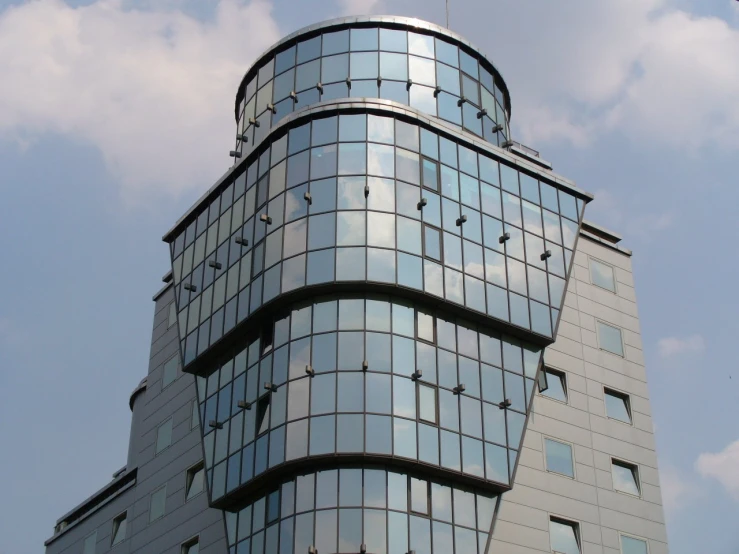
left=421, top=157, right=439, bottom=191
left=604, top=388, right=632, bottom=424
left=191, top=400, right=199, bottom=430
left=612, top=460, right=640, bottom=496
left=149, top=486, right=167, bottom=522
left=590, top=258, right=616, bottom=293
left=256, top=394, right=271, bottom=436
left=597, top=321, right=624, bottom=356
left=549, top=517, right=580, bottom=554
left=620, top=535, right=648, bottom=554
left=186, top=464, right=205, bottom=501
left=111, top=512, right=127, bottom=546
left=423, top=224, right=442, bottom=261
left=162, top=356, right=179, bottom=389
left=417, top=383, right=438, bottom=424
left=541, top=369, right=567, bottom=403
left=168, top=302, right=177, bottom=328
left=82, top=531, right=97, bottom=554
left=182, top=537, right=200, bottom=554
left=156, top=418, right=173, bottom=454
left=544, top=438, right=574, bottom=478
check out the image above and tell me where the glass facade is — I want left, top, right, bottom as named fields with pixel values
left=164, top=16, right=592, bottom=553
left=170, top=111, right=584, bottom=368
left=221, top=466, right=498, bottom=554
left=194, top=294, right=542, bottom=504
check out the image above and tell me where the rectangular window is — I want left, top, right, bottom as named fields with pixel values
left=168, top=302, right=177, bottom=328
left=417, top=383, right=438, bottom=424
left=604, top=388, right=632, bottom=424
left=544, top=438, right=574, bottom=478
left=620, top=535, right=648, bottom=554
left=410, top=477, right=429, bottom=515
left=597, top=321, right=624, bottom=356
left=156, top=418, right=173, bottom=454
left=549, top=517, right=580, bottom=554
left=162, top=356, right=179, bottom=389
left=149, top=486, right=167, bottom=522
left=590, top=258, right=616, bottom=293
left=191, top=400, right=199, bottom=430
left=612, top=460, right=640, bottom=496
left=186, top=463, right=205, bottom=501
left=257, top=394, right=271, bottom=436
left=423, top=224, right=442, bottom=261
left=182, top=537, right=200, bottom=554
left=540, top=368, right=567, bottom=403
left=82, top=531, right=97, bottom=554
left=421, top=157, right=439, bottom=191
left=111, top=512, right=127, bottom=546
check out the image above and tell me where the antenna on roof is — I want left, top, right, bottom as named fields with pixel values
left=445, top=0, right=450, bottom=28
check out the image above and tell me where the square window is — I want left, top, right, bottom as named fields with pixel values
left=621, top=535, right=648, bottom=554
left=604, top=388, right=632, bottom=424
left=544, top=438, right=574, bottom=478
left=156, top=418, right=173, bottom=454
left=423, top=224, right=442, bottom=262
left=149, top=486, right=167, bottom=522
left=181, top=537, right=200, bottom=554
left=590, top=258, right=616, bottom=293
left=549, top=517, right=580, bottom=554
left=186, top=464, right=205, bottom=501
left=111, top=512, right=127, bottom=546
left=162, top=356, right=179, bottom=389
left=418, top=383, right=438, bottom=424
left=540, top=368, right=567, bottom=403
left=82, top=531, right=97, bottom=554
left=597, top=321, right=624, bottom=356
left=612, top=460, right=640, bottom=496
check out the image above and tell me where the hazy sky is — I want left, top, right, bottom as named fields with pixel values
left=1, top=0, right=738, bottom=552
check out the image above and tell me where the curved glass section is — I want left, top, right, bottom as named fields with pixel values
left=170, top=110, right=584, bottom=367
left=194, top=293, right=541, bottom=505
left=220, top=466, right=499, bottom=554
left=234, top=24, right=511, bottom=158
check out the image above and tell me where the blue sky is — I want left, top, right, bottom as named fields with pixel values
left=0, top=0, right=737, bottom=552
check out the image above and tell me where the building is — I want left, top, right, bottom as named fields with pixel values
left=44, top=16, right=669, bottom=554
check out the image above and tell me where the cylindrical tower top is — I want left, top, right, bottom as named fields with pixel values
left=233, top=16, right=513, bottom=157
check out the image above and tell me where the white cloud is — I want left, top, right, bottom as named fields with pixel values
left=659, top=464, right=699, bottom=519
left=586, top=188, right=674, bottom=242
left=336, top=0, right=385, bottom=16
left=0, top=0, right=281, bottom=202
left=657, top=335, right=705, bottom=358
left=453, top=0, right=739, bottom=152
left=696, top=440, right=739, bottom=500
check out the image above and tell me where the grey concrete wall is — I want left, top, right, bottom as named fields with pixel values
left=489, top=234, right=669, bottom=554
left=45, top=286, right=226, bottom=554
